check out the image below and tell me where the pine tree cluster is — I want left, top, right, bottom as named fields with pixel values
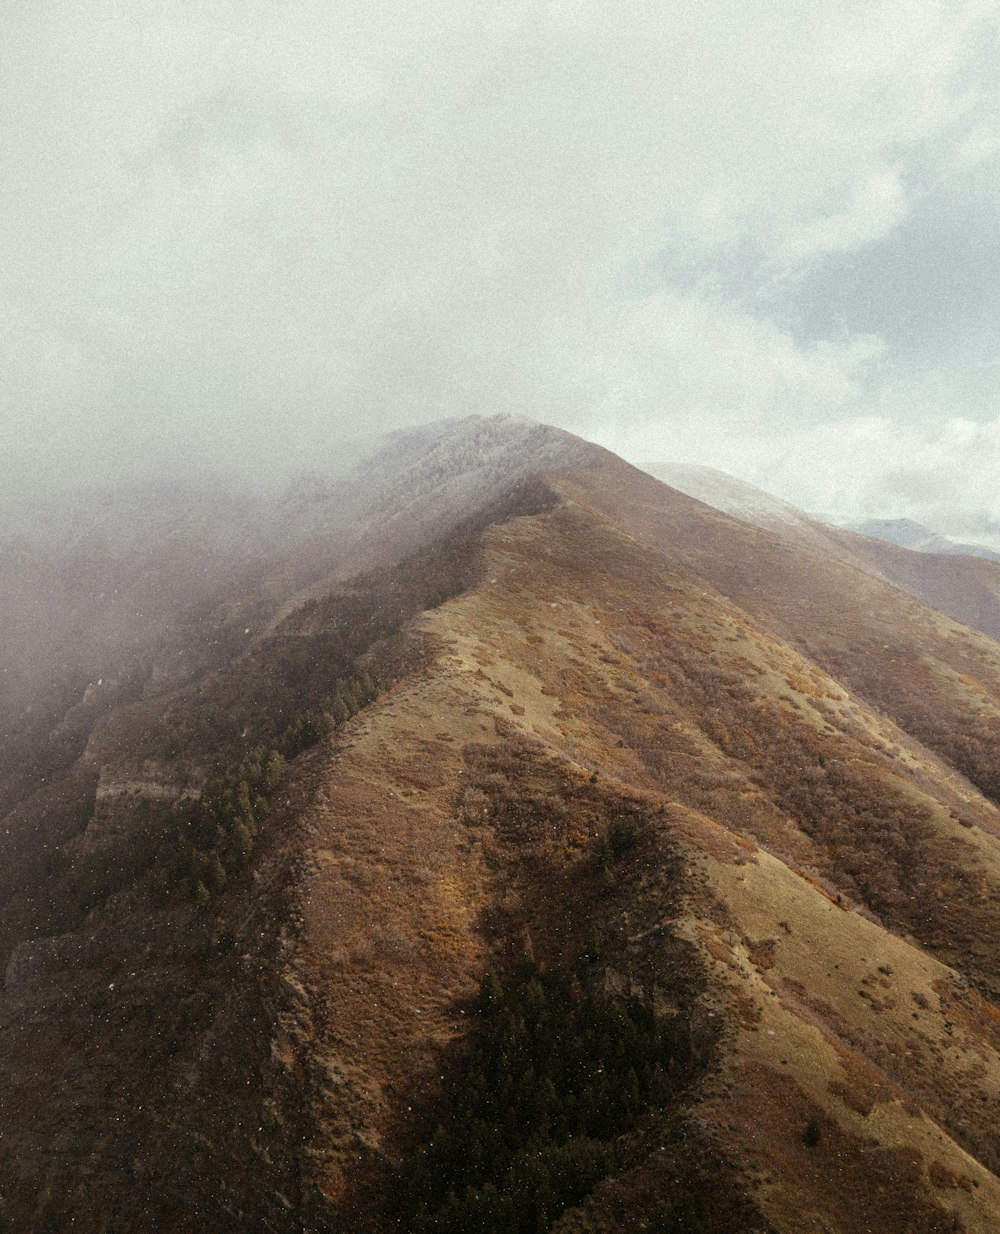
left=403, top=960, right=677, bottom=1234
left=149, top=665, right=378, bottom=904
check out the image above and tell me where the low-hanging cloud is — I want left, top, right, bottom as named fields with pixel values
left=1, top=0, right=998, bottom=529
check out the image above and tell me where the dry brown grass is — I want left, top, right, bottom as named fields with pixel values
left=14, top=451, right=1000, bottom=1232
left=267, top=484, right=1000, bottom=1231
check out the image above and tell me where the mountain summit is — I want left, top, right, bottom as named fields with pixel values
left=4, top=418, right=1000, bottom=1233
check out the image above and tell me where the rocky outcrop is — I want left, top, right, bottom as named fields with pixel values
left=76, top=760, right=203, bottom=847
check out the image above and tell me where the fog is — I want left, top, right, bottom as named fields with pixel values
left=0, top=414, right=599, bottom=767
left=2, top=2, right=1000, bottom=529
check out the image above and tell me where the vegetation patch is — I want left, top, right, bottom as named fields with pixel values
left=148, top=664, right=379, bottom=905
left=399, top=960, right=685, bottom=1234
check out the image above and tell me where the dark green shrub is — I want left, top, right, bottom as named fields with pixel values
left=652, top=1195, right=710, bottom=1233
left=608, top=813, right=639, bottom=857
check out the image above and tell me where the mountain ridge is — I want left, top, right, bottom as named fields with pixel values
left=844, top=517, right=1000, bottom=564
left=3, top=418, right=1000, bottom=1231
left=642, top=458, right=1000, bottom=646
left=644, top=461, right=1000, bottom=565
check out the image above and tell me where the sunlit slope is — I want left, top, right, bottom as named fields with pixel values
left=643, top=458, right=1000, bottom=644
left=279, top=488, right=1000, bottom=1231
left=556, top=462, right=1000, bottom=819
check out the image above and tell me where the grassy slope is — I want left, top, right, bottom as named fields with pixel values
left=7, top=445, right=1000, bottom=1231
left=642, top=459, right=1000, bottom=646
left=279, top=482, right=1000, bottom=1232
left=824, top=525, right=1000, bottom=645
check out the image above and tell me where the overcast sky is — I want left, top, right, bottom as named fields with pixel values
left=3, top=1, right=1000, bottom=535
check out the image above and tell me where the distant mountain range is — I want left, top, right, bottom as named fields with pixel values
left=645, top=461, right=1000, bottom=563
left=5, top=420, right=1000, bottom=1232
left=843, top=516, right=1000, bottom=563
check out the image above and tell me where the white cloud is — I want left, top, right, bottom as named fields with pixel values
left=955, top=122, right=1000, bottom=167
left=778, top=169, right=910, bottom=270
left=573, top=293, right=885, bottom=428
left=0, top=0, right=997, bottom=518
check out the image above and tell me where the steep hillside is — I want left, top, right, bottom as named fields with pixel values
left=0, top=418, right=598, bottom=879
left=0, top=415, right=599, bottom=817
left=558, top=462, right=1000, bottom=822
left=646, top=463, right=1000, bottom=567
left=275, top=488, right=1000, bottom=1233
left=641, top=461, right=846, bottom=559
left=4, top=425, right=1000, bottom=1232
left=821, top=524, right=1000, bottom=645
left=642, top=460, right=1000, bottom=647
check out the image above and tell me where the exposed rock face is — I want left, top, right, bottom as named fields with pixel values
left=88, top=761, right=202, bottom=838
left=5, top=424, right=1000, bottom=1231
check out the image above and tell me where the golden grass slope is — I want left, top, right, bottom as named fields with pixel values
left=553, top=461, right=1000, bottom=807
left=278, top=482, right=1000, bottom=1232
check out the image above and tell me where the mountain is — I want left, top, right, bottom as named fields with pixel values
left=644, top=463, right=1000, bottom=566
left=843, top=518, right=1000, bottom=564
left=4, top=418, right=1000, bottom=1232
left=642, top=461, right=825, bottom=539
left=644, top=459, right=1000, bottom=646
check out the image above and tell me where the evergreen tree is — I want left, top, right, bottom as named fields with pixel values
left=399, top=961, right=673, bottom=1233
